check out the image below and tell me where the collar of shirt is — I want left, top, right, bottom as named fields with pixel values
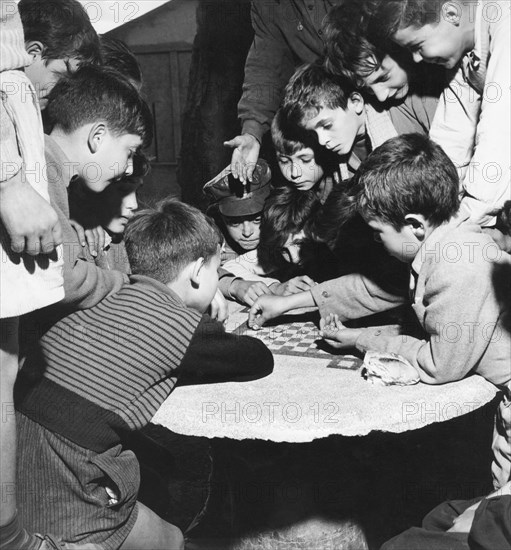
left=129, top=273, right=187, bottom=306
left=410, top=212, right=472, bottom=276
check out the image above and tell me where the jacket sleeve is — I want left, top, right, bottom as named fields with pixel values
left=176, top=314, right=274, bottom=385
left=311, top=273, right=408, bottom=321
left=355, top=248, right=500, bottom=384
left=238, top=0, right=296, bottom=141
left=59, top=205, right=128, bottom=309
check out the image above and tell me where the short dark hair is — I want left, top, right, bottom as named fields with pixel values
left=46, top=65, right=153, bottom=148
left=271, top=108, right=312, bottom=156
left=357, top=133, right=460, bottom=228
left=258, top=187, right=321, bottom=270
left=324, top=2, right=387, bottom=87
left=282, top=62, right=357, bottom=127
left=100, top=36, right=142, bottom=89
left=125, top=199, right=223, bottom=284
left=19, top=0, right=101, bottom=65
left=370, top=0, right=447, bottom=38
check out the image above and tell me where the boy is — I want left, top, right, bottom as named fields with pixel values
left=372, top=0, right=510, bottom=227
left=15, top=200, right=274, bottom=549
left=42, top=64, right=152, bottom=310
left=323, top=0, right=446, bottom=103
left=19, top=0, right=100, bottom=108
left=271, top=107, right=339, bottom=203
left=282, top=62, right=437, bottom=180
left=250, top=134, right=511, bottom=488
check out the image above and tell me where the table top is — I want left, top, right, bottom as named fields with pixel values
left=152, top=304, right=499, bottom=442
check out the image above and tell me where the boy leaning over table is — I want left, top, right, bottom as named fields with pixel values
left=249, top=134, right=511, bottom=489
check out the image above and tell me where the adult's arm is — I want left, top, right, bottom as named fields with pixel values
left=238, top=0, right=296, bottom=142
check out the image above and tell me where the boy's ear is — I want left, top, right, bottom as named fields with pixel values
left=190, top=257, right=205, bottom=288
left=348, top=92, right=365, bottom=115
left=87, top=123, right=107, bottom=153
left=25, top=41, right=44, bottom=61
left=404, top=214, right=427, bottom=241
left=442, top=2, right=462, bottom=25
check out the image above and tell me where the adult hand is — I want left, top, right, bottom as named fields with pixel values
left=319, top=313, right=362, bottom=349
left=210, top=288, right=229, bottom=323
left=0, top=179, right=62, bottom=255
left=248, top=295, right=289, bottom=329
left=272, top=276, right=317, bottom=296
left=231, top=279, right=272, bottom=306
left=224, top=133, right=261, bottom=183
left=69, top=220, right=106, bottom=258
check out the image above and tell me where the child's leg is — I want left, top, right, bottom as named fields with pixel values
left=0, top=318, right=40, bottom=550
left=119, top=502, right=184, bottom=550
left=491, top=383, right=511, bottom=489
left=1, top=317, right=20, bottom=525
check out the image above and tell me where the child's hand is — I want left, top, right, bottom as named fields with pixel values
left=231, top=280, right=272, bottom=306
left=209, top=289, right=229, bottom=323
left=224, top=134, right=261, bottom=183
left=272, top=275, right=316, bottom=296
left=320, top=313, right=362, bottom=349
left=249, top=295, right=289, bottom=329
left=69, top=220, right=106, bottom=258
left=0, top=179, right=62, bottom=255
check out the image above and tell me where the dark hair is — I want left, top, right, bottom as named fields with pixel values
left=282, top=62, right=357, bottom=126
left=46, top=65, right=153, bottom=148
left=370, top=0, right=447, bottom=39
left=19, top=0, right=101, bottom=65
left=357, top=133, right=460, bottom=228
left=100, top=36, right=142, bottom=89
left=310, top=179, right=360, bottom=250
left=125, top=199, right=223, bottom=284
left=258, top=187, right=321, bottom=270
left=323, top=2, right=387, bottom=87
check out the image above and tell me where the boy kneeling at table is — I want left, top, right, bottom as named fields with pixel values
left=15, top=200, right=273, bottom=550
left=249, top=133, right=511, bottom=490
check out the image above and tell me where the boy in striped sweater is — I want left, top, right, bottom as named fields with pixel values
left=14, top=201, right=274, bottom=550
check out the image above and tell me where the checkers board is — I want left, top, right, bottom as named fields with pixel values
left=232, top=309, right=361, bottom=370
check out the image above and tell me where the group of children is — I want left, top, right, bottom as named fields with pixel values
left=0, top=0, right=510, bottom=548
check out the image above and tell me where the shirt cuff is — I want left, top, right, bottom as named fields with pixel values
left=355, top=325, right=402, bottom=353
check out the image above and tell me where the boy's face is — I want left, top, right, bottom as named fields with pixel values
left=223, top=213, right=262, bottom=251
left=24, top=49, right=79, bottom=108
left=362, top=55, right=410, bottom=103
left=302, top=98, right=365, bottom=156
left=100, top=180, right=141, bottom=235
left=366, top=218, right=419, bottom=263
left=194, top=248, right=221, bottom=313
left=281, top=231, right=305, bottom=265
left=394, top=22, right=467, bottom=69
left=277, top=147, right=324, bottom=191
left=85, top=132, right=142, bottom=193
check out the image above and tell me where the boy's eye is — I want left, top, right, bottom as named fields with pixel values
left=278, top=157, right=290, bottom=164
left=322, top=123, right=332, bottom=130
left=253, top=217, right=262, bottom=225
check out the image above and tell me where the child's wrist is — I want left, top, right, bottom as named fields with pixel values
left=227, top=277, right=242, bottom=300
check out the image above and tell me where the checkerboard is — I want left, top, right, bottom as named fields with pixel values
left=233, top=311, right=362, bottom=370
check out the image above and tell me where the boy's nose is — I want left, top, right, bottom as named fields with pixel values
left=125, top=157, right=134, bottom=176
left=290, top=163, right=302, bottom=180
left=412, top=51, right=423, bottom=63
left=242, top=221, right=254, bottom=236
left=373, top=86, right=389, bottom=102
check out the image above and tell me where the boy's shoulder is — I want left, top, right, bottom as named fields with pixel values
left=414, top=216, right=502, bottom=277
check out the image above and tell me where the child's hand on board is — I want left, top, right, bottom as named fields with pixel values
left=249, top=295, right=289, bottom=329
left=320, top=313, right=362, bottom=349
